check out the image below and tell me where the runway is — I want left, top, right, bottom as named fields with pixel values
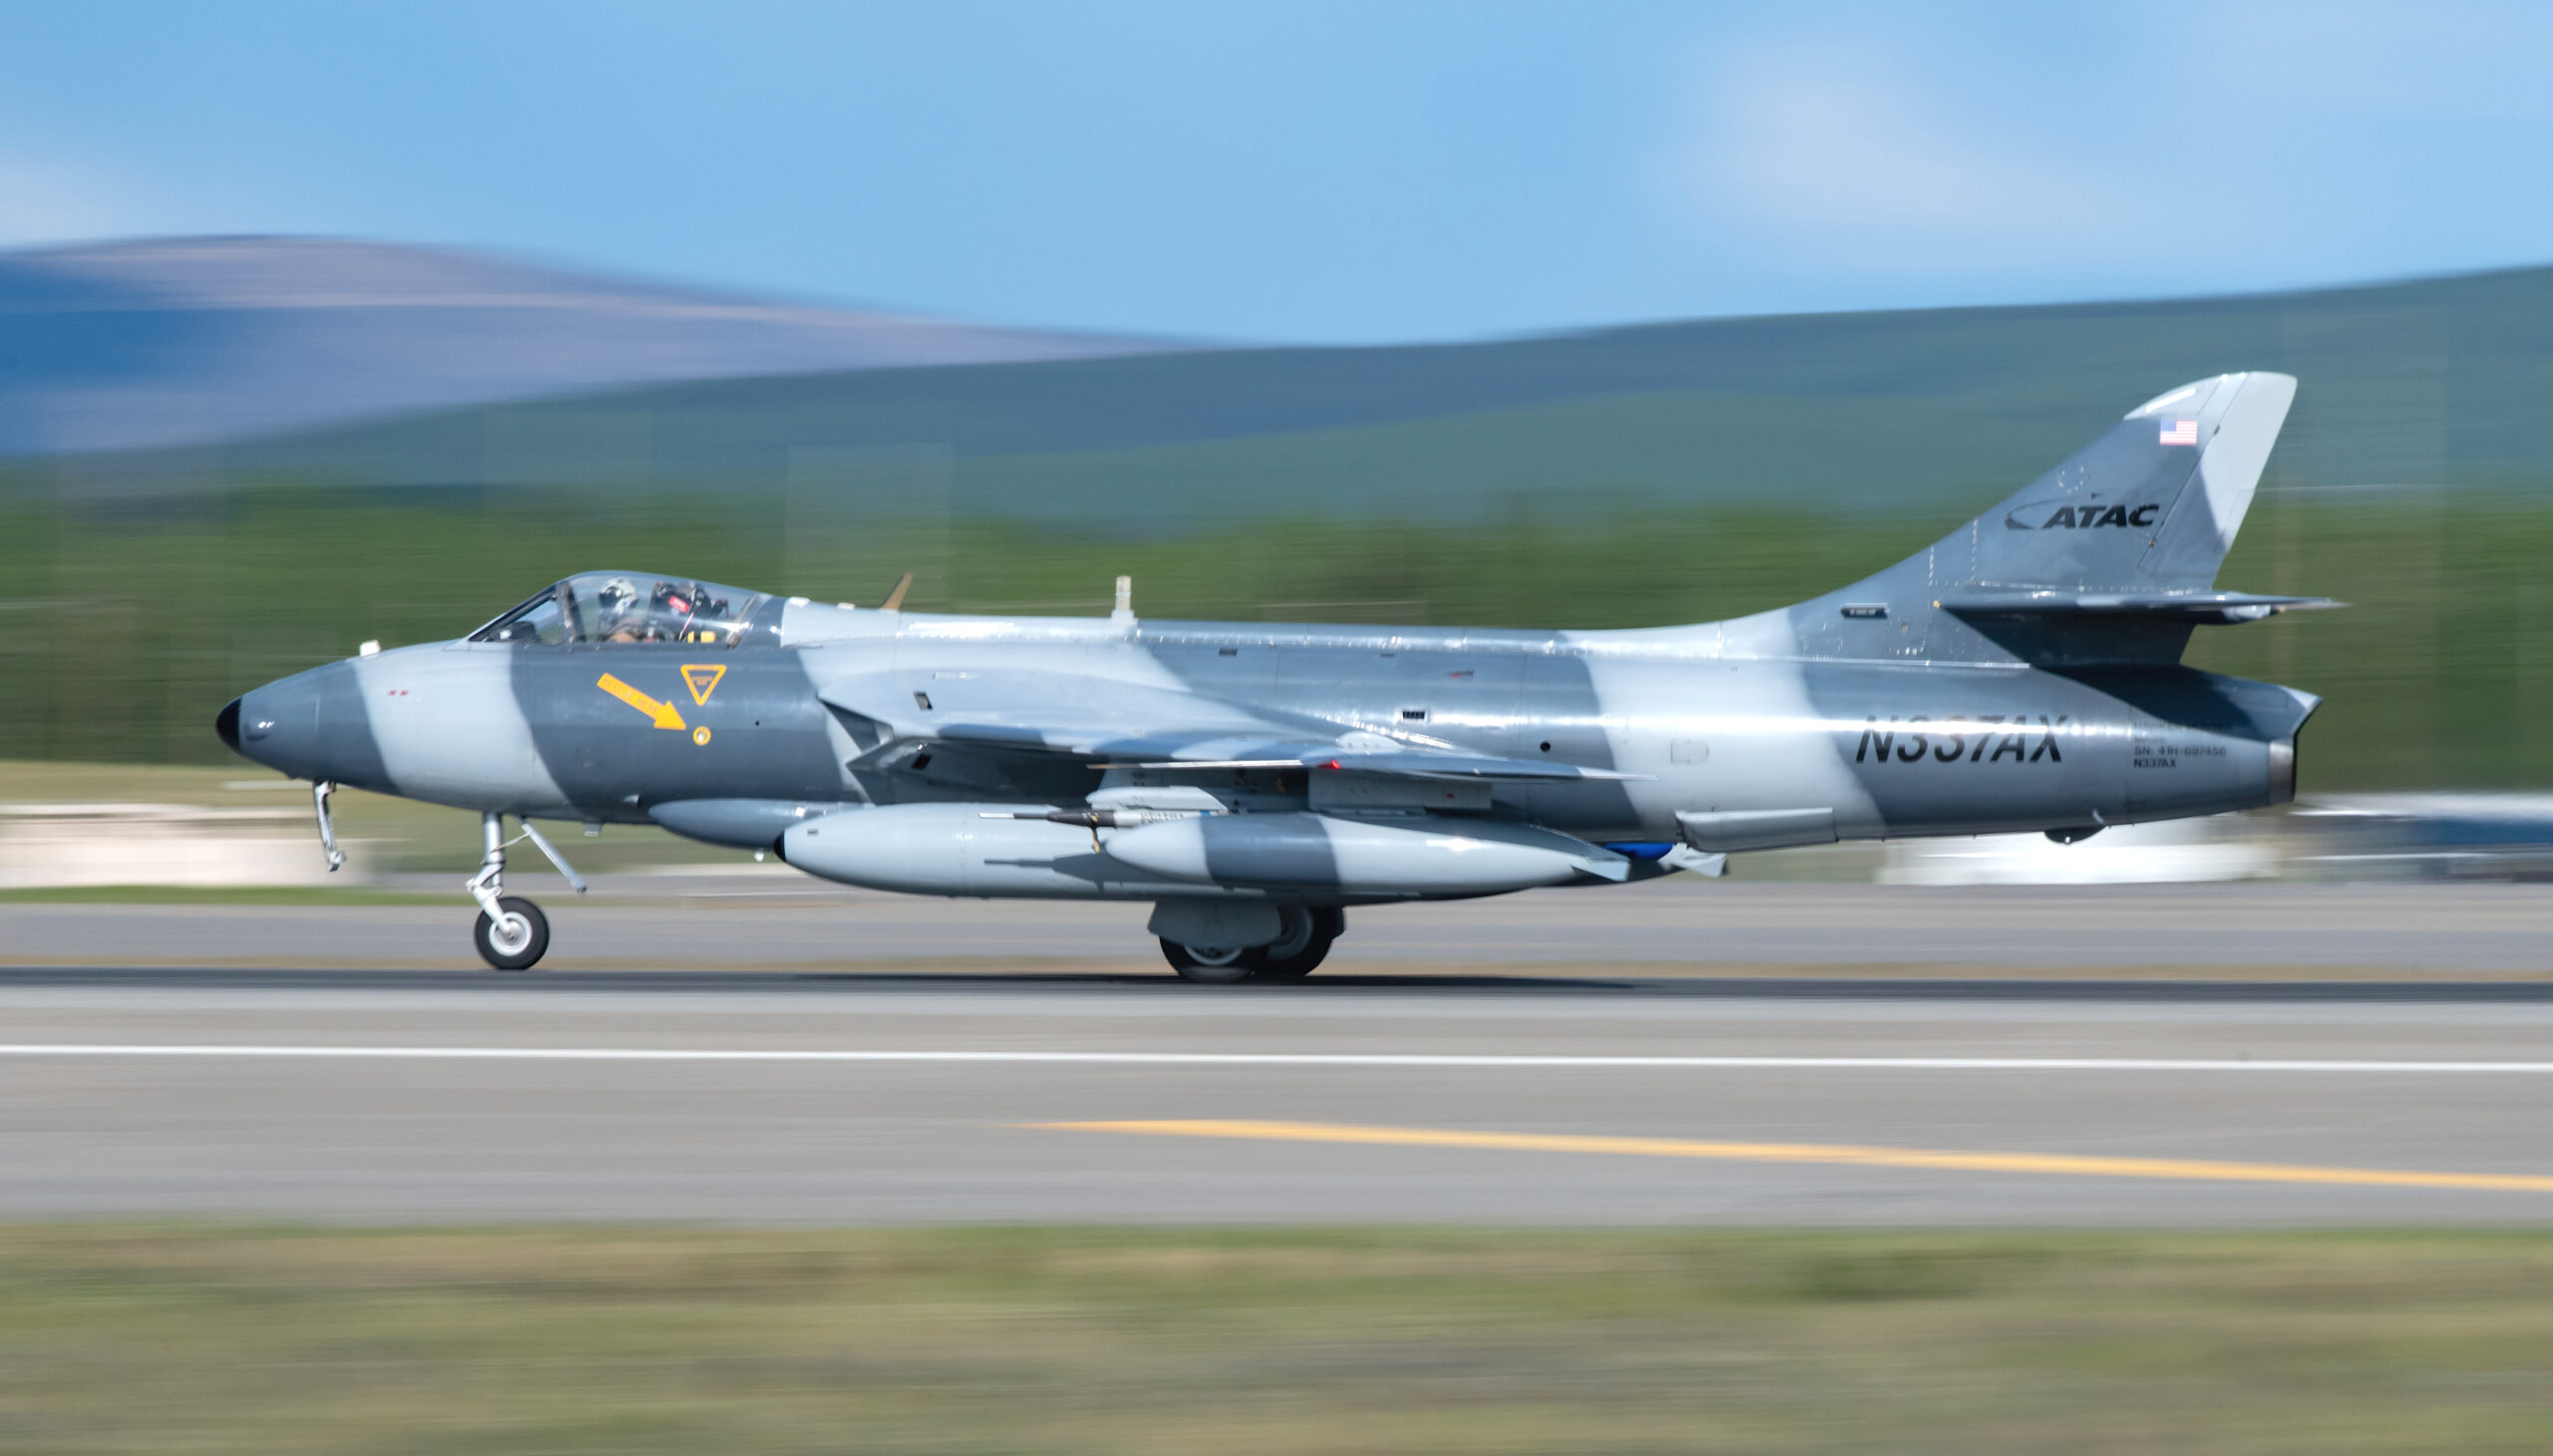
left=7, top=878, right=2553, bottom=972
left=7, top=963, right=2553, bottom=1225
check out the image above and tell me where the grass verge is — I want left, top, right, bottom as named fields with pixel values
left=0, top=886, right=451, bottom=907
left=2, top=1226, right=2552, bottom=1453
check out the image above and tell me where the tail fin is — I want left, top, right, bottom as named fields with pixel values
left=1966, top=371, right=2294, bottom=592
left=1796, top=372, right=2310, bottom=663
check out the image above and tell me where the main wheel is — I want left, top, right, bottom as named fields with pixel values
left=1160, top=937, right=1255, bottom=983
left=1247, top=906, right=1335, bottom=980
left=474, top=896, right=549, bottom=971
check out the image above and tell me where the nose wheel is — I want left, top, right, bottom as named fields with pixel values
left=464, top=811, right=582, bottom=971
left=474, top=897, right=550, bottom=971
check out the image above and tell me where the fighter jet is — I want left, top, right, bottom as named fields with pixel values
left=218, top=372, right=2328, bottom=978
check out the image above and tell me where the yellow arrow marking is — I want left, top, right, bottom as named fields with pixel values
left=680, top=663, right=726, bottom=705
left=1033, top=1120, right=2553, bottom=1196
left=595, top=673, right=687, bottom=730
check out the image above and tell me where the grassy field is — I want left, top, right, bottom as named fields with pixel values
left=0, top=885, right=452, bottom=906
left=2, top=1226, right=2551, bottom=1453
left=0, top=759, right=731, bottom=877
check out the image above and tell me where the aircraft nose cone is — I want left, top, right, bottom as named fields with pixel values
left=222, top=659, right=390, bottom=790
left=224, top=674, right=323, bottom=776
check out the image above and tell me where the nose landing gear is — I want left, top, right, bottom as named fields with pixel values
left=311, top=780, right=346, bottom=872
left=473, top=895, right=549, bottom=970
left=465, top=811, right=584, bottom=971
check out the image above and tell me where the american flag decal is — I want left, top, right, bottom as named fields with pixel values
left=2159, top=418, right=2199, bottom=446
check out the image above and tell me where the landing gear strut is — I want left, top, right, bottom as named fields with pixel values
left=311, top=780, right=346, bottom=872
left=1160, top=906, right=1341, bottom=983
left=465, top=811, right=583, bottom=971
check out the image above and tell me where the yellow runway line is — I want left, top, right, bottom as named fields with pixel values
left=1034, top=1119, right=2553, bottom=1195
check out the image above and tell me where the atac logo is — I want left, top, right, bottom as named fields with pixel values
left=2004, top=500, right=2160, bottom=532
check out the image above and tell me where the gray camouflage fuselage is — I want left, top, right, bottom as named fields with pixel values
left=221, top=371, right=2322, bottom=906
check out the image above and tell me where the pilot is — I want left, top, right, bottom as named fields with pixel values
left=703, top=586, right=746, bottom=644
left=687, top=583, right=734, bottom=643
left=648, top=580, right=699, bottom=642
left=595, top=576, right=651, bottom=642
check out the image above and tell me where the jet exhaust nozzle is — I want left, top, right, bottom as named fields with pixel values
left=2269, top=737, right=2299, bottom=807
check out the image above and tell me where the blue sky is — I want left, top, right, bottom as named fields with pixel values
left=5, top=1, right=2553, bottom=343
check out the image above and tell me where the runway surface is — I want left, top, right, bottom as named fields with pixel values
left=7, top=959, right=2553, bottom=1225
left=7, top=878, right=2553, bottom=972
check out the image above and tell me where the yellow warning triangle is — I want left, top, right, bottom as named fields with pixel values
left=680, top=663, right=726, bottom=705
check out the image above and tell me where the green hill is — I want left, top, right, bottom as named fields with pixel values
left=42, top=262, right=2553, bottom=525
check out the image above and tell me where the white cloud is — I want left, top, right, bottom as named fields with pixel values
left=1657, top=38, right=2162, bottom=279
left=1649, top=3, right=2553, bottom=301
left=2197, top=0, right=2553, bottom=125
left=0, top=151, right=141, bottom=248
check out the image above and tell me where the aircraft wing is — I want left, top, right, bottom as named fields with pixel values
left=816, top=669, right=1640, bottom=782
left=819, top=668, right=1291, bottom=753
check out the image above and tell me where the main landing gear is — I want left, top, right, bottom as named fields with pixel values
left=1160, top=906, right=1343, bottom=984
left=465, top=811, right=584, bottom=971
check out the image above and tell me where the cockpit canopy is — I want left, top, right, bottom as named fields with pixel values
left=470, top=572, right=777, bottom=648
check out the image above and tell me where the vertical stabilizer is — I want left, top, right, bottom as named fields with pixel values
left=1956, top=371, right=2295, bottom=592
left=1776, top=372, right=2300, bottom=663
left=2135, top=373, right=2295, bottom=585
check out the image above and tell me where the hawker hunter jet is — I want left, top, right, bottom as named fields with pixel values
left=219, top=372, right=2328, bottom=978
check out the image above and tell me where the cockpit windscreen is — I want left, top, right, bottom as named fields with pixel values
left=470, top=573, right=772, bottom=647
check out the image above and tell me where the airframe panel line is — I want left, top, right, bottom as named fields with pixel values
left=11, top=1045, right=2553, bottom=1074
left=1037, top=1120, right=2553, bottom=1195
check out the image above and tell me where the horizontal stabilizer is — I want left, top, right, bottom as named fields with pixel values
left=1942, top=589, right=2343, bottom=626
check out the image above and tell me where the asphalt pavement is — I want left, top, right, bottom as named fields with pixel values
left=5, top=950, right=2553, bottom=1225
left=2, top=880, right=2545, bottom=1224
left=6, top=877, right=2553, bottom=973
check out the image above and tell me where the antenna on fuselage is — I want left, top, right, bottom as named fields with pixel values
left=879, top=571, right=914, bottom=612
